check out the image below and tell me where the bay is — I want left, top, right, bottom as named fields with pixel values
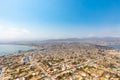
left=0, top=44, right=34, bottom=55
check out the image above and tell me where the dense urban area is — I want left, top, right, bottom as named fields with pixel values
left=0, top=42, right=120, bottom=80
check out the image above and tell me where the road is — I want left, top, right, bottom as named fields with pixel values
left=0, top=73, right=4, bottom=80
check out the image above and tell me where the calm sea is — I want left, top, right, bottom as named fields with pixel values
left=0, top=44, right=34, bottom=55
left=107, top=44, right=120, bottom=49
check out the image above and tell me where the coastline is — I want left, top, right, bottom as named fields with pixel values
left=0, top=44, right=37, bottom=57
left=0, top=42, right=120, bottom=80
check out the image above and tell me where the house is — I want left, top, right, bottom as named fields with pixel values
left=16, top=77, right=26, bottom=80
left=21, top=56, right=30, bottom=63
left=3, top=77, right=10, bottom=80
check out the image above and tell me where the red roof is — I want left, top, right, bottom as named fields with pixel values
left=4, top=77, right=9, bottom=80
left=16, top=77, right=25, bottom=80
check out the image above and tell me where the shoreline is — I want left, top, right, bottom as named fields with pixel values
left=0, top=42, right=120, bottom=80
left=0, top=44, right=37, bottom=57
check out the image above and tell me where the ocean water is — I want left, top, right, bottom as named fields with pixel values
left=0, top=44, right=34, bottom=55
left=108, top=44, right=120, bottom=49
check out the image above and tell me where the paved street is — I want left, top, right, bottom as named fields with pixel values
left=0, top=73, right=4, bottom=80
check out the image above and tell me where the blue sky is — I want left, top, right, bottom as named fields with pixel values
left=0, top=0, right=120, bottom=41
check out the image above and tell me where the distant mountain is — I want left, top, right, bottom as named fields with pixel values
left=81, top=37, right=120, bottom=41
left=40, top=38, right=81, bottom=42
left=39, top=37, right=120, bottom=45
left=1, top=37, right=120, bottom=45
left=40, top=37, right=120, bottom=42
left=80, top=37, right=120, bottom=45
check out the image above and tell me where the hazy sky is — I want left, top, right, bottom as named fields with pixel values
left=0, top=0, right=120, bottom=41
